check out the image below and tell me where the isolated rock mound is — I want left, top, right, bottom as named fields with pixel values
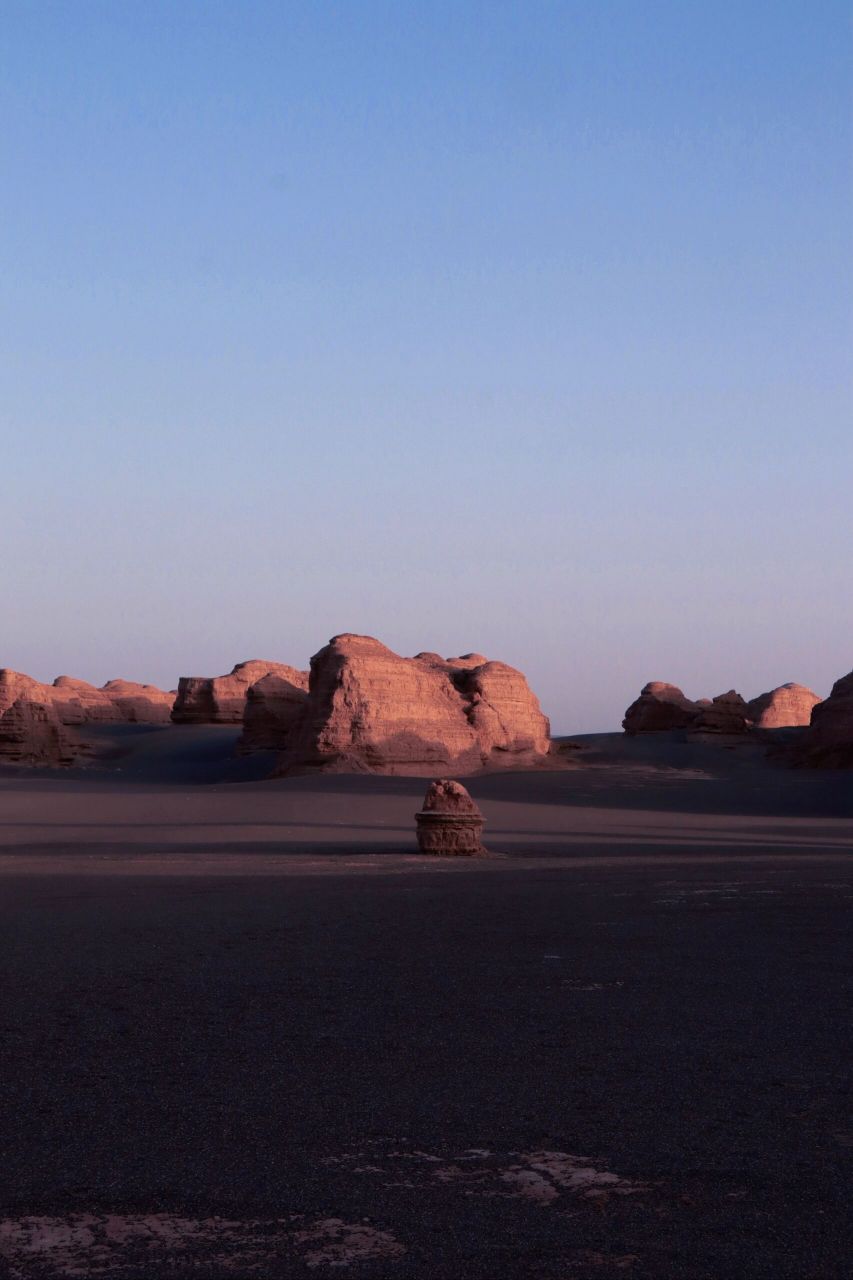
left=0, top=698, right=80, bottom=766
left=747, top=683, right=822, bottom=730
left=622, top=682, right=704, bottom=734
left=172, top=660, right=308, bottom=724
left=273, top=634, right=550, bottom=776
left=415, top=779, right=486, bottom=856
left=238, top=671, right=311, bottom=753
left=0, top=669, right=174, bottom=724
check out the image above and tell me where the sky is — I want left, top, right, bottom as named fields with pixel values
left=2, top=1, right=851, bottom=732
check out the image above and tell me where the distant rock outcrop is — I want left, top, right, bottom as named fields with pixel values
left=272, top=634, right=550, bottom=776
left=0, top=669, right=174, bottom=725
left=238, top=671, right=311, bottom=753
left=0, top=698, right=80, bottom=766
left=625, top=679, right=823, bottom=739
left=622, top=682, right=704, bottom=734
left=171, top=661, right=309, bottom=724
left=747, top=683, right=822, bottom=730
left=99, top=680, right=175, bottom=723
left=689, top=690, right=751, bottom=738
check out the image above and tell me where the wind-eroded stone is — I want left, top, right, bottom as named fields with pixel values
left=415, top=779, right=486, bottom=856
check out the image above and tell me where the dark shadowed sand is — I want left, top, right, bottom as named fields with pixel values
left=0, top=728, right=850, bottom=1278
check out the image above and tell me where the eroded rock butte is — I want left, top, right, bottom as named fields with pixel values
left=271, top=634, right=550, bottom=776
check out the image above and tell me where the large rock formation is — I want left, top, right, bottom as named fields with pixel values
left=238, top=671, right=310, bottom=753
left=273, top=634, right=550, bottom=776
left=171, top=660, right=309, bottom=724
left=622, top=682, right=705, bottom=734
left=0, top=669, right=174, bottom=724
left=802, top=670, right=853, bottom=766
left=747, top=683, right=822, bottom=730
left=0, top=698, right=80, bottom=766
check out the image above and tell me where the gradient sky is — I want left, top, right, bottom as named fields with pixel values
left=3, top=1, right=851, bottom=732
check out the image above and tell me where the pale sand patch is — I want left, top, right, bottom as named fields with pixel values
left=292, top=1218, right=406, bottom=1269
left=0, top=1213, right=406, bottom=1277
left=327, top=1144, right=648, bottom=1205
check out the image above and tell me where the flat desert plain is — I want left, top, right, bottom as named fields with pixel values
left=0, top=727, right=850, bottom=1278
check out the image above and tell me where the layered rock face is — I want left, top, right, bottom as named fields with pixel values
left=0, top=669, right=50, bottom=716
left=172, top=661, right=308, bottom=724
left=622, top=683, right=704, bottom=734
left=0, top=698, right=80, bottom=766
left=273, top=634, right=550, bottom=776
left=747, top=683, right=822, bottom=730
left=803, top=670, right=853, bottom=765
left=238, top=671, right=310, bottom=753
left=0, top=669, right=174, bottom=724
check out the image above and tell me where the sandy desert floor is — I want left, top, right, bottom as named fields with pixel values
left=0, top=729, right=850, bottom=1278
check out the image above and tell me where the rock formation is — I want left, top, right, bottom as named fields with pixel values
left=746, top=683, right=822, bottom=730
left=171, top=661, right=309, bottom=724
left=0, top=669, right=174, bottom=724
left=622, top=682, right=704, bottom=734
left=273, top=634, right=550, bottom=776
left=689, top=690, right=751, bottom=738
left=802, top=670, right=853, bottom=766
left=238, top=671, right=310, bottom=753
left=0, top=698, right=80, bottom=766
left=625, top=679, right=823, bottom=739
left=415, top=779, right=486, bottom=856
left=99, top=680, right=175, bottom=723
left=0, top=669, right=48, bottom=717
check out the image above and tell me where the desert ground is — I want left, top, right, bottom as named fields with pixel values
left=1, top=728, right=850, bottom=1278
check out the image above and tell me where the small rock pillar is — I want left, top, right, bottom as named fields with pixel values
left=415, top=779, right=486, bottom=856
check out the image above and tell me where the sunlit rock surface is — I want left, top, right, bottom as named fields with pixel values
left=274, top=634, right=550, bottom=776
left=172, top=660, right=308, bottom=724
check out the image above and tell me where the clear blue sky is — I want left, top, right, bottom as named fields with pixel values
left=3, top=1, right=851, bottom=731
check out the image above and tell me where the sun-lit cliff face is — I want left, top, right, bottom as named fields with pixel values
left=268, top=633, right=551, bottom=776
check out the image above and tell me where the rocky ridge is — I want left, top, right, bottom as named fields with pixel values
left=0, top=669, right=174, bottom=724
